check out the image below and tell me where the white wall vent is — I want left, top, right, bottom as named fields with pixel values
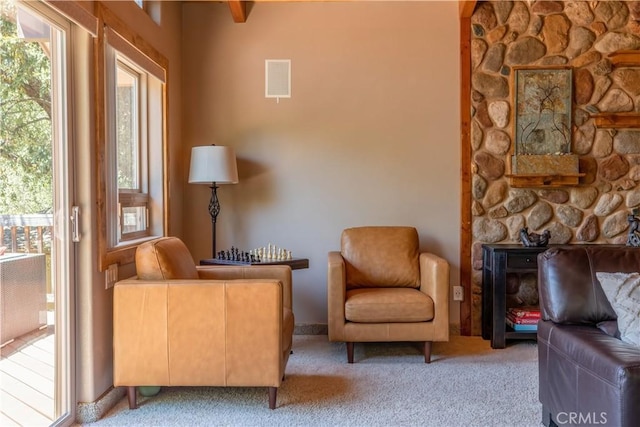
left=265, top=59, right=291, bottom=101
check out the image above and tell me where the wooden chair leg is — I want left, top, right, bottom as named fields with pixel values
left=346, top=342, right=354, bottom=363
left=268, top=386, right=277, bottom=409
left=127, top=386, right=138, bottom=409
left=424, top=341, right=432, bottom=363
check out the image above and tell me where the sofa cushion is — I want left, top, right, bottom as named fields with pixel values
left=596, top=272, right=640, bottom=347
left=537, top=246, right=639, bottom=324
left=341, top=226, right=420, bottom=289
left=345, top=288, right=434, bottom=323
left=136, top=237, right=199, bottom=280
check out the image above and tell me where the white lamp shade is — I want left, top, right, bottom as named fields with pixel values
left=188, top=145, right=239, bottom=184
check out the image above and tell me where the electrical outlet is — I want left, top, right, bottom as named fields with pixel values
left=105, top=264, right=118, bottom=289
left=453, top=285, right=464, bottom=301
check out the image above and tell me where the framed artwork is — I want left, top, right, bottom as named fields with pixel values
left=513, top=67, right=573, bottom=156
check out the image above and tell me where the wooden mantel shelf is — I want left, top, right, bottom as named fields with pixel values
left=593, top=51, right=640, bottom=129
left=608, top=50, right=640, bottom=68
left=507, top=174, right=585, bottom=188
left=593, top=113, right=640, bottom=129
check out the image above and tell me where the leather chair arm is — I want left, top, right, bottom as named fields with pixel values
left=196, top=265, right=292, bottom=310
left=419, top=252, right=450, bottom=340
left=327, top=251, right=347, bottom=341
left=538, top=320, right=640, bottom=426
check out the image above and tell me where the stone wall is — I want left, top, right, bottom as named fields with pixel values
left=470, top=1, right=640, bottom=335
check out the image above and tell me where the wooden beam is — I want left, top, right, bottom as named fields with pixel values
left=609, top=50, right=640, bottom=67
left=459, top=0, right=477, bottom=18
left=593, top=113, right=640, bottom=129
left=228, top=0, right=247, bottom=23
left=459, top=13, right=473, bottom=336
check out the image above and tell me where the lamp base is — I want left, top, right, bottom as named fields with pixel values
left=209, top=184, right=220, bottom=257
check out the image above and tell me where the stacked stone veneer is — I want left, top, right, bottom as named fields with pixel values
left=470, top=1, right=640, bottom=335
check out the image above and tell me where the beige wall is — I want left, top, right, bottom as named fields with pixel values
left=181, top=1, right=461, bottom=325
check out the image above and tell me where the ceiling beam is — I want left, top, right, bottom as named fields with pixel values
left=228, top=0, right=247, bottom=23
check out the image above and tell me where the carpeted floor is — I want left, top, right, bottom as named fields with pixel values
left=80, top=334, right=540, bottom=427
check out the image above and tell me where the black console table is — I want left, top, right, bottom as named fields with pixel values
left=482, top=244, right=549, bottom=349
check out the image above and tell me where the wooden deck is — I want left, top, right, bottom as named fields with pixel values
left=0, top=324, right=55, bottom=426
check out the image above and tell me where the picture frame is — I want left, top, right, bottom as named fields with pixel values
left=513, top=66, right=573, bottom=156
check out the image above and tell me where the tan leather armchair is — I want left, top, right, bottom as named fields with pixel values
left=328, top=226, right=449, bottom=363
left=113, top=237, right=294, bottom=409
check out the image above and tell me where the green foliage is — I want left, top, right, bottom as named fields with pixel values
left=0, top=6, right=53, bottom=214
left=116, top=84, right=136, bottom=190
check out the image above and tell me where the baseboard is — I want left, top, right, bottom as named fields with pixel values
left=76, top=386, right=125, bottom=424
left=294, top=323, right=461, bottom=336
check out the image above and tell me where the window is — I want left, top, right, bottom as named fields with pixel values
left=100, top=25, right=166, bottom=268
left=114, top=58, right=149, bottom=241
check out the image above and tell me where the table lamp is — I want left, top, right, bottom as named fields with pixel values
left=188, top=145, right=239, bottom=257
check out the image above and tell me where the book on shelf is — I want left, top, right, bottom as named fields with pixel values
left=507, top=306, right=541, bottom=320
left=506, top=313, right=539, bottom=325
left=506, top=317, right=538, bottom=331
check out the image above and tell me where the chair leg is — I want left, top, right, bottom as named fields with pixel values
left=424, top=341, right=432, bottom=363
left=127, top=386, right=138, bottom=409
left=268, top=387, right=277, bottom=410
left=346, top=342, right=354, bottom=363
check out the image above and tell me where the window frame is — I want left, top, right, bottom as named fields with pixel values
left=95, top=2, right=168, bottom=271
left=111, top=55, right=151, bottom=243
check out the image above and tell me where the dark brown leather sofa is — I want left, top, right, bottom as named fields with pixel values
left=537, top=246, right=640, bottom=427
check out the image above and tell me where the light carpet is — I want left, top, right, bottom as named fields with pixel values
left=80, top=335, right=540, bottom=427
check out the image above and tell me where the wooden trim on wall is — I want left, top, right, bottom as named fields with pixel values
left=94, top=7, right=108, bottom=271
left=95, top=2, right=168, bottom=71
left=459, top=0, right=476, bottom=335
left=45, top=0, right=98, bottom=36
left=459, top=16, right=472, bottom=336
left=459, top=0, right=477, bottom=18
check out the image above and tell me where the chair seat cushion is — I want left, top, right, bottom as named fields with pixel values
left=345, top=288, right=434, bottom=323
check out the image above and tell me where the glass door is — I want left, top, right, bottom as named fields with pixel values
left=0, top=1, right=75, bottom=425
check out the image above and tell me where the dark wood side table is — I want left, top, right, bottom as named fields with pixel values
left=200, top=257, right=309, bottom=270
left=482, top=244, right=549, bottom=349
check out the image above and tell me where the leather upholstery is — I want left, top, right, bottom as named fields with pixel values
left=328, top=226, right=449, bottom=362
left=345, top=288, right=434, bottom=323
left=135, top=236, right=198, bottom=280
left=342, top=226, right=420, bottom=289
left=537, top=246, right=640, bottom=427
left=113, top=237, right=294, bottom=409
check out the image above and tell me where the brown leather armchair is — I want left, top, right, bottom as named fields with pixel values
left=327, top=226, right=449, bottom=363
left=113, top=237, right=294, bottom=409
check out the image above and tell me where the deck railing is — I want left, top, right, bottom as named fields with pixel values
left=1, top=214, right=54, bottom=254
